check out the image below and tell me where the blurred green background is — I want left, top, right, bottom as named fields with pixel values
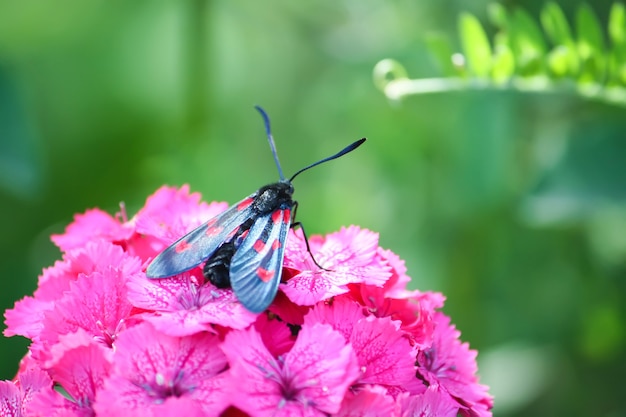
left=1, top=1, right=625, bottom=416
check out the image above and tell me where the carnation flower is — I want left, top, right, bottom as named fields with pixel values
left=2, top=185, right=492, bottom=416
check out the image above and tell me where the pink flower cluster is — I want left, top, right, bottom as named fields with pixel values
left=2, top=186, right=493, bottom=417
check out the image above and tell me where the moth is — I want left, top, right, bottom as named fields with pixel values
left=146, top=106, right=365, bottom=313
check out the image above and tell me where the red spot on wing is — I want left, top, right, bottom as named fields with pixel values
left=271, top=240, right=281, bottom=250
left=206, top=218, right=218, bottom=228
left=237, top=198, right=254, bottom=211
left=205, top=226, right=224, bottom=237
left=256, top=267, right=274, bottom=283
left=175, top=240, right=192, bottom=253
left=253, top=240, right=265, bottom=253
left=271, top=210, right=282, bottom=224
left=283, top=209, right=291, bottom=222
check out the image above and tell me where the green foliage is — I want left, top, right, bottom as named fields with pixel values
left=372, top=2, right=626, bottom=416
left=375, top=2, right=626, bottom=104
left=459, top=12, right=493, bottom=78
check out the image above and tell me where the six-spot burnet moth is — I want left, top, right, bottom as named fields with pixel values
left=145, top=106, right=366, bottom=313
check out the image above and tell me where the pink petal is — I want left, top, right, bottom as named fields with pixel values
left=350, top=315, right=416, bottom=387
left=399, top=385, right=460, bottom=417
left=336, top=385, right=397, bottom=417
left=221, top=323, right=359, bottom=416
left=95, top=322, right=229, bottom=416
left=133, top=185, right=227, bottom=248
left=254, top=314, right=295, bottom=358
left=267, top=290, right=310, bottom=325
left=415, top=313, right=493, bottom=414
left=51, top=208, right=131, bottom=252
left=3, top=296, right=51, bottom=339
left=304, top=298, right=417, bottom=389
left=303, top=296, right=365, bottom=340
left=283, top=323, right=360, bottom=414
left=282, top=227, right=391, bottom=306
left=45, top=330, right=112, bottom=408
left=127, top=271, right=257, bottom=335
left=376, top=248, right=411, bottom=296
left=1, top=368, right=53, bottom=417
left=0, top=380, right=21, bottom=417
left=36, top=267, right=135, bottom=363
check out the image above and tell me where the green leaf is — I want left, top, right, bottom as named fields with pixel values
left=576, top=3, right=606, bottom=83
left=541, top=2, right=578, bottom=77
left=510, top=8, right=547, bottom=76
left=424, top=33, right=459, bottom=77
left=487, top=2, right=508, bottom=29
left=492, top=33, right=515, bottom=82
left=458, top=12, right=493, bottom=77
left=576, top=3, right=605, bottom=53
left=608, top=3, right=626, bottom=85
left=608, top=2, right=626, bottom=47
left=541, top=2, right=574, bottom=45
left=547, top=45, right=576, bottom=77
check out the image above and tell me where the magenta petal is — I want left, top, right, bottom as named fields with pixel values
left=415, top=313, right=493, bottom=415
left=45, top=330, right=112, bottom=409
left=150, top=397, right=207, bottom=417
left=303, top=296, right=365, bottom=340
left=350, top=315, right=417, bottom=387
left=51, top=208, right=131, bottom=252
left=254, top=314, right=295, bottom=358
left=127, top=271, right=257, bottom=335
left=284, top=323, right=360, bottom=413
left=304, top=298, right=417, bottom=390
left=39, top=268, right=134, bottom=356
left=94, top=322, right=229, bottom=416
left=133, top=185, right=228, bottom=246
left=336, top=385, right=397, bottom=417
left=0, top=368, right=53, bottom=417
left=0, top=379, right=21, bottom=415
left=3, top=296, right=52, bottom=339
left=221, top=323, right=359, bottom=416
left=399, top=385, right=459, bottom=417
left=282, top=226, right=392, bottom=306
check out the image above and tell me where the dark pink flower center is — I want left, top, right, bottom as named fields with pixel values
left=176, top=283, right=219, bottom=310
left=259, top=357, right=315, bottom=406
left=94, top=319, right=125, bottom=348
left=415, top=347, right=456, bottom=385
left=140, top=371, right=192, bottom=402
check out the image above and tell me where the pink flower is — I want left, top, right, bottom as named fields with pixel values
left=50, top=208, right=132, bottom=252
left=336, top=385, right=396, bottom=416
left=253, top=314, right=295, bottom=357
left=398, top=385, right=459, bottom=417
left=282, top=226, right=391, bottom=306
left=221, top=322, right=360, bottom=416
left=131, top=185, right=228, bottom=260
left=126, top=269, right=257, bottom=336
left=32, top=259, right=137, bottom=364
left=93, top=322, right=229, bottom=416
left=1, top=185, right=492, bottom=416
left=0, top=368, right=51, bottom=417
left=415, top=313, right=493, bottom=416
left=356, top=284, right=445, bottom=350
left=305, top=297, right=419, bottom=392
left=4, top=241, right=139, bottom=341
left=27, top=329, right=112, bottom=417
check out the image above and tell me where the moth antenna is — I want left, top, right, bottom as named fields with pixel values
left=255, top=105, right=286, bottom=181
left=289, top=138, right=366, bottom=182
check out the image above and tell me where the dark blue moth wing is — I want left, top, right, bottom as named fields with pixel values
left=229, top=206, right=291, bottom=313
left=146, top=195, right=257, bottom=278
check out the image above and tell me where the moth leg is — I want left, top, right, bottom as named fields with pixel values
left=290, top=221, right=331, bottom=272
